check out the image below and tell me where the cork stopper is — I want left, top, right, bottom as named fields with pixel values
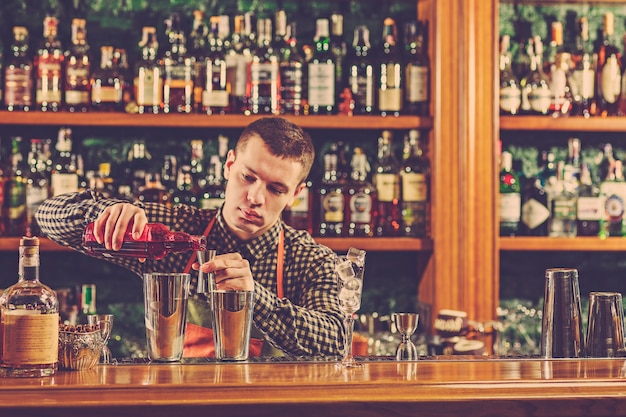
left=20, top=236, right=40, bottom=247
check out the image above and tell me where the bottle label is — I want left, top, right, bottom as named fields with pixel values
left=4, top=68, right=33, bottom=106
left=308, top=62, right=335, bottom=106
left=401, top=172, right=427, bottom=202
left=500, top=86, right=521, bottom=113
left=375, top=173, right=400, bottom=202
left=2, top=310, right=59, bottom=365
left=36, top=60, right=63, bottom=104
left=203, top=61, right=229, bottom=108
left=577, top=196, right=603, bottom=221
left=26, top=185, right=49, bottom=218
left=521, top=198, right=550, bottom=230
left=379, top=88, right=402, bottom=111
left=349, top=192, right=373, bottom=223
left=349, top=72, right=375, bottom=108
left=601, top=182, right=626, bottom=220
left=51, top=173, right=79, bottom=196
left=499, top=193, right=521, bottom=222
left=528, top=85, right=551, bottom=113
left=65, top=90, right=90, bottom=106
left=226, top=53, right=250, bottom=98
left=322, top=191, right=344, bottom=222
left=136, top=67, right=163, bottom=106
left=406, top=65, right=428, bottom=102
left=552, top=198, right=577, bottom=219
left=601, top=56, right=621, bottom=104
left=92, top=85, right=122, bottom=104
left=570, top=68, right=595, bottom=100
left=279, top=63, right=304, bottom=111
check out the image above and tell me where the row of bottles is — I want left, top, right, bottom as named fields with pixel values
left=0, top=11, right=430, bottom=116
left=499, top=138, right=626, bottom=238
left=0, top=127, right=430, bottom=238
left=499, top=12, right=626, bottom=117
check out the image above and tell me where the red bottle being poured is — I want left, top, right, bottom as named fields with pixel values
left=82, top=222, right=206, bottom=260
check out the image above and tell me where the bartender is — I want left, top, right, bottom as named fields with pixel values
left=36, top=117, right=345, bottom=357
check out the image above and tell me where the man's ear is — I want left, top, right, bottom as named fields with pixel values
left=223, top=149, right=236, bottom=180
left=286, top=182, right=307, bottom=208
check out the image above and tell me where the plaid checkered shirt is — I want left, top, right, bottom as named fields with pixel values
left=35, top=190, right=345, bottom=356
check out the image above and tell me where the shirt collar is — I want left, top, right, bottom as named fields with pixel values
left=214, top=209, right=282, bottom=261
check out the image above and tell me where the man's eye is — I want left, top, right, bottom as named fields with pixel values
left=269, top=186, right=285, bottom=195
left=242, top=174, right=255, bottom=183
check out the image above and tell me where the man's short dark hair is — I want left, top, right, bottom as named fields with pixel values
left=236, top=117, right=315, bottom=183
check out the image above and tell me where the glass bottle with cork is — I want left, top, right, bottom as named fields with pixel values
left=0, top=236, right=59, bottom=377
left=403, top=20, right=430, bottom=116
left=347, top=25, right=375, bottom=115
left=378, top=17, right=403, bottom=117
left=344, top=147, right=375, bottom=237
left=373, top=130, right=402, bottom=236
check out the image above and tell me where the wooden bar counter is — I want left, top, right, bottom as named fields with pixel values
left=2, top=357, right=626, bottom=417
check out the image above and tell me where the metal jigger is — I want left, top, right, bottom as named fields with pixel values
left=196, top=249, right=217, bottom=296
left=393, top=313, right=419, bottom=361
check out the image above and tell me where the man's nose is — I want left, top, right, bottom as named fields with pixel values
left=247, top=182, right=265, bottom=205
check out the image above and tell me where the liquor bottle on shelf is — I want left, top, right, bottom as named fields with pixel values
left=404, top=20, right=430, bottom=116
left=277, top=15, right=305, bottom=115
left=80, top=284, right=96, bottom=317
left=50, top=128, right=78, bottom=197
left=378, top=17, right=403, bottom=117
left=0, top=236, right=59, bottom=377
left=135, top=26, right=163, bottom=115
left=90, top=45, right=124, bottom=112
left=499, top=150, right=521, bottom=237
left=499, top=34, right=521, bottom=115
left=564, top=137, right=582, bottom=183
left=34, top=15, right=63, bottom=112
left=199, top=154, right=226, bottom=210
left=64, top=18, right=91, bottom=113
left=172, top=165, right=199, bottom=208
left=161, top=154, right=178, bottom=193
left=246, top=17, right=280, bottom=115
left=520, top=176, right=549, bottom=237
left=137, top=171, right=172, bottom=207
left=25, top=139, right=50, bottom=237
left=330, top=12, right=347, bottom=105
left=373, top=130, right=402, bottom=237
left=546, top=26, right=572, bottom=117
left=520, top=36, right=551, bottom=115
left=596, top=12, right=622, bottom=117
left=569, top=17, right=594, bottom=117
left=5, top=137, right=27, bottom=237
left=308, top=18, right=336, bottom=115
left=3, top=26, right=33, bottom=111
left=113, top=48, right=133, bottom=107
left=282, top=178, right=313, bottom=234
left=0, top=38, right=3, bottom=105
left=347, top=25, right=375, bottom=114
left=400, top=129, right=430, bottom=237
left=599, top=159, right=626, bottom=238
left=202, top=16, right=230, bottom=115
left=546, top=160, right=577, bottom=238
left=316, top=143, right=344, bottom=237
left=162, top=13, right=194, bottom=114
left=576, top=163, right=602, bottom=237
left=190, top=10, right=208, bottom=113
left=124, top=140, right=152, bottom=196
left=344, top=147, right=375, bottom=237
left=189, top=139, right=205, bottom=191
left=82, top=222, right=206, bottom=260
left=597, top=142, right=616, bottom=185
left=511, top=36, right=532, bottom=82
left=226, top=13, right=255, bottom=114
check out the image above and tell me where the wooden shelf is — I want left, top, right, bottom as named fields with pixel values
left=501, top=116, right=626, bottom=132
left=499, top=236, right=626, bottom=251
left=0, top=111, right=432, bottom=131
left=0, top=237, right=433, bottom=253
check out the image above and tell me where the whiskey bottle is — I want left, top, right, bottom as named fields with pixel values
left=499, top=151, right=521, bottom=236
left=597, top=12, right=622, bottom=117
left=330, top=12, right=347, bottom=104
left=162, top=13, right=194, bottom=114
left=347, top=25, right=375, bottom=114
left=404, top=20, right=430, bottom=116
left=520, top=36, right=551, bottom=115
left=202, top=16, right=230, bottom=115
left=378, top=18, right=403, bottom=117
left=226, top=13, right=255, bottom=113
left=373, top=130, right=402, bottom=236
left=189, top=10, right=208, bottom=113
left=90, top=45, right=124, bottom=112
left=3, top=26, right=33, bottom=111
left=308, top=18, right=336, bottom=114
left=316, top=143, right=344, bottom=237
left=82, top=222, right=206, bottom=260
left=34, top=15, right=63, bottom=112
left=5, top=137, right=28, bottom=237
left=172, top=165, right=199, bottom=208
left=137, top=171, right=172, bottom=207
left=345, top=147, right=375, bottom=237
left=277, top=14, right=305, bottom=115
left=135, top=26, right=163, bottom=114
left=520, top=177, right=549, bottom=236
left=282, top=178, right=313, bottom=234
left=25, top=139, right=50, bottom=237
left=199, top=154, right=226, bottom=210
left=569, top=17, right=594, bottom=117
left=247, top=17, right=280, bottom=115
left=50, top=128, right=79, bottom=197
left=546, top=160, right=577, bottom=237
left=0, top=236, right=59, bottom=377
left=400, top=129, right=430, bottom=237
left=499, top=34, right=521, bottom=115
left=576, top=163, right=602, bottom=237
left=64, top=18, right=91, bottom=113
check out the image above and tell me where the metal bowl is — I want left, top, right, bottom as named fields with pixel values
left=58, top=330, right=103, bottom=371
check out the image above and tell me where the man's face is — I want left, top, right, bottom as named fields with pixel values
left=222, top=135, right=306, bottom=240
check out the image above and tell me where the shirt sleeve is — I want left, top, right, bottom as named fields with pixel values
left=252, top=245, right=345, bottom=357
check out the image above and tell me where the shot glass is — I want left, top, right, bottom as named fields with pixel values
left=586, top=291, right=625, bottom=358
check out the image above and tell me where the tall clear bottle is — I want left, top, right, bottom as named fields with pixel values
left=189, top=10, right=208, bottom=113
left=135, top=26, right=163, bottom=114
left=50, top=127, right=78, bottom=197
left=246, top=17, right=280, bottom=115
left=90, top=45, right=124, bottom=112
left=576, top=163, right=602, bottom=237
left=404, top=20, right=430, bottom=116
left=330, top=12, right=347, bottom=105
left=546, top=160, right=577, bottom=237
left=226, top=13, right=255, bottom=114
left=597, top=12, right=622, bottom=117
left=520, top=36, right=551, bottom=115
left=499, top=35, right=521, bottom=115
left=0, top=236, right=59, bottom=377
left=277, top=14, right=305, bottom=115
left=202, top=16, right=230, bottom=115
left=344, top=147, right=375, bottom=237
left=35, top=15, right=63, bottom=112
left=347, top=25, right=375, bottom=114
left=378, top=18, right=403, bottom=117
left=569, top=17, right=595, bottom=117
left=400, top=129, right=430, bottom=237
left=25, top=139, right=50, bottom=237
left=308, top=18, right=336, bottom=114
left=162, top=13, right=194, bottom=114
left=5, top=137, right=28, bottom=237
left=374, top=130, right=402, bottom=236
left=3, top=26, right=33, bottom=111
left=64, top=18, right=91, bottom=112
left=599, top=159, right=626, bottom=238
left=316, top=143, right=344, bottom=237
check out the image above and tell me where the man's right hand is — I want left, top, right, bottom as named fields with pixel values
left=93, top=203, right=148, bottom=252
